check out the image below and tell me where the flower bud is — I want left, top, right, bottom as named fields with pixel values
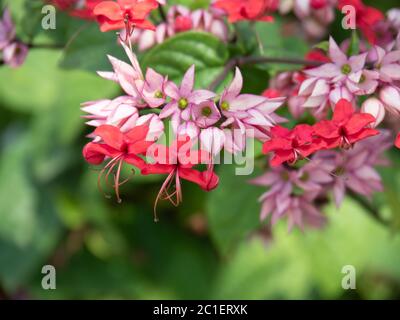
left=361, top=97, right=386, bottom=127
left=379, top=85, right=400, bottom=113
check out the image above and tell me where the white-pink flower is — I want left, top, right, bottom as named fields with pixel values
left=160, top=65, right=216, bottom=131
left=219, top=68, right=285, bottom=139
left=305, top=37, right=367, bottom=85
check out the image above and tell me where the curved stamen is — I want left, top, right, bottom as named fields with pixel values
left=153, top=170, right=176, bottom=222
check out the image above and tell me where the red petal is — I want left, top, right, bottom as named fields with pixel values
left=128, top=140, right=154, bottom=155
left=270, top=125, right=291, bottom=138
left=129, top=1, right=158, bottom=20
left=344, top=113, right=376, bottom=135
left=293, top=124, right=314, bottom=143
left=262, top=137, right=292, bottom=154
left=178, top=168, right=219, bottom=191
left=124, top=154, right=146, bottom=169
left=96, top=16, right=125, bottom=32
left=270, top=149, right=294, bottom=167
left=395, top=134, right=400, bottom=149
left=141, top=163, right=175, bottom=175
left=132, top=19, right=156, bottom=31
left=124, top=125, right=149, bottom=144
left=313, top=120, right=339, bottom=139
left=93, top=1, right=122, bottom=20
left=348, top=128, right=379, bottom=144
left=82, top=142, right=120, bottom=165
left=94, top=125, right=124, bottom=150
left=332, top=99, right=354, bottom=124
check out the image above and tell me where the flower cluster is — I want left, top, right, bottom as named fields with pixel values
left=262, top=99, right=379, bottom=166
left=252, top=129, right=392, bottom=230
left=279, top=0, right=337, bottom=39
left=73, top=1, right=400, bottom=230
left=128, top=4, right=229, bottom=51
left=0, top=9, right=28, bottom=68
left=212, top=0, right=279, bottom=23
left=82, top=37, right=285, bottom=212
left=49, top=0, right=102, bottom=19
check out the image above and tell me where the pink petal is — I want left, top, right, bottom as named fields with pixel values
left=180, top=65, right=195, bottom=96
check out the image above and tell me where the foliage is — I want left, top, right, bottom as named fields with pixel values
left=1, top=0, right=400, bottom=300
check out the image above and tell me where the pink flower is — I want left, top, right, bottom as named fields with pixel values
left=141, top=68, right=168, bottom=108
left=160, top=65, right=216, bottom=131
left=191, top=9, right=228, bottom=42
left=219, top=68, right=285, bottom=139
left=99, top=41, right=167, bottom=107
left=346, top=69, right=380, bottom=96
left=192, top=101, right=221, bottom=128
left=0, top=8, right=15, bottom=50
left=177, top=121, right=200, bottom=139
left=361, top=97, right=386, bottom=127
left=379, top=85, right=400, bottom=114
left=2, top=42, right=29, bottom=68
left=305, top=37, right=367, bottom=85
left=250, top=166, right=326, bottom=231
left=82, top=96, right=139, bottom=131
left=314, top=130, right=391, bottom=207
left=369, top=46, right=400, bottom=83
left=199, top=127, right=225, bottom=155
left=298, top=77, right=330, bottom=112
left=82, top=97, right=164, bottom=139
left=330, top=83, right=355, bottom=103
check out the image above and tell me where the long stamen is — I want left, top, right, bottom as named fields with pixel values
left=97, top=157, right=120, bottom=199
left=114, top=159, right=123, bottom=203
left=153, top=170, right=176, bottom=222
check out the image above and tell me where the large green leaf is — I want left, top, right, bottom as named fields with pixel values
left=60, top=23, right=125, bottom=72
left=207, top=164, right=262, bottom=255
left=0, top=132, right=63, bottom=293
left=142, top=31, right=229, bottom=88
left=0, top=50, right=119, bottom=114
left=254, top=19, right=309, bottom=74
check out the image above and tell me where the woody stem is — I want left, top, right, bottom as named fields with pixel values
left=348, top=190, right=389, bottom=227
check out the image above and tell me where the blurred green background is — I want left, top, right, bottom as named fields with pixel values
left=1, top=0, right=400, bottom=300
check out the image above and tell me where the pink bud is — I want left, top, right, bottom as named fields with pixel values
left=380, top=85, right=400, bottom=113
left=329, top=86, right=353, bottom=106
left=361, top=98, right=386, bottom=127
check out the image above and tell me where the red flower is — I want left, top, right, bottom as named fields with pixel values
left=311, top=0, right=328, bottom=10
left=213, top=0, right=278, bottom=23
left=262, top=88, right=282, bottom=98
left=338, top=0, right=384, bottom=44
left=142, top=136, right=219, bottom=216
left=50, top=0, right=102, bottom=19
left=93, top=0, right=158, bottom=32
left=395, top=134, right=400, bottom=149
left=313, top=99, right=379, bottom=149
left=174, top=15, right=193, bottom=33
left=83, top=124, right=154, bottom=201
left=262, top=124, right=325, bottom=167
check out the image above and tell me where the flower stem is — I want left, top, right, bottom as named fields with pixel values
left=348, top=190, right=390, bottom=227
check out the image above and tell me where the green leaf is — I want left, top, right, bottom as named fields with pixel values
left=207, top=164, right=262, bottom=255
left=254, top=19, right=309, bottom=74
left=167, top=0, right=210, bottom=9
left=313, top=41, right=330, bottom=52
left=142, top=31, right=229, bottom=88
left=347, top=30, right=360, bottom=56
left=60, top=23, right=126, bottom=72
left=0, top=132, right=62, bottom=293
left=0, top=50, right=119, bottom=115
